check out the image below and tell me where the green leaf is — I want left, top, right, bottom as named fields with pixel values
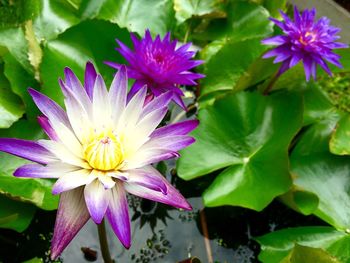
left=3, top=52, right=40, bottom=120
left=26, top=0, right=80, bottom=41
left=0, top=86, right=25, bottom=128
left=256, top=226, right=349, bottom=263
left=0, top=27, right=32, bottom=73
left=0, top=62, right=25, bottom=128
left=201, top=39, right=268, bottom=96
left=199, top=1, right=273, bottom=97
left=303, top=83, right=336, bottom=126
left=40, top=19, right=131, bottom=105
left=79, top=0, right=175, bottom=36
left=0, top=194, right=36, bottom=232
left=330, top=114, right=350, bottom=155
left=177, top=90, right=303, bottom=210
left=173, top=0, right=226, bottom=24
left=290, top=110, right=350, bottom=230
left=0, top=120, right=58, bottom=210
left=281, top=244, right=340, bottom=263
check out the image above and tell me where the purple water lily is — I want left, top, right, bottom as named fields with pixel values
left=262, top=6, right=348, bottom=81
left=105, top=29, right=204, bottom=109
left=0, top=62, right=198, bottom=259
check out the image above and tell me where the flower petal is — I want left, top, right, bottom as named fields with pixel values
left=124, top=166, right=191, bottom=210
left=84, top=179, right=109, bottom=224
left=37, top=116, right=59, bottom=141
left=28, top=88, right=70, bottom=127
left=14, top=162, right=77, bottom=178
left=106, top=182, right=131, bottom=248
left=150, top=120, right=199, bottom=138
left=64, top=67, right=91, bottom=112
left=38, top=140, right=88, bottom=168
left=84, top=61, right=97, bottom=100
left=93, top=75, right=111, bottom=127
left=141, top=135, right=195, bottom=152
left=52, top=169, right=95, bottom=194
left=126, top=168, right=167, bottom=194
left=124, top=148, right=179, bottom=170
left=51, top=187, right=90, bottom=259
left=0, top=138, right=56, bottom=164
left=109, top=65, right=127, bottom=125
left=141, top=91, right=173, bottom=119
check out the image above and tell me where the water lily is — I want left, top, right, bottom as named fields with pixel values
left=105, top=29, right=204, bottom=109
left=262, top=6, right=348, bottom=81
left=0, top=62, right=198, bottom=259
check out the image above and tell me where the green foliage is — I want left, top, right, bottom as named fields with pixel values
left=0, top=2, right=349, bottom=261
left=177, top=90, right=303, bottom=210
left=0, top=194, right=36, bottom=232
left=256, top=227, right=350, bottom=262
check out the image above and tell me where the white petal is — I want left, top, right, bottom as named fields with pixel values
left=93, top=75, right=111, bottom=127
left=84, top=179, right=109, bottom=223
left=38, top=140, right=89, bottom=169
left=52, top=169, right=95, bottom=194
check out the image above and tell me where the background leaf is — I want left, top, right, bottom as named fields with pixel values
left=177, top=90, right=303, bottom=210
left=256, top=226, right=350, bottom=263
left=0, top=194, right=36, bottom=232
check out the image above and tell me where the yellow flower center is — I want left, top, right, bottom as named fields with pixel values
left=83, top=130, right=124, bottom=171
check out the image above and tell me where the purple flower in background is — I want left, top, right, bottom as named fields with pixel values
left=0, top=62, right=198, bottom=259
left=262, top=6, right=348, bottom=81
left=105, top=30, right=204, bottom=109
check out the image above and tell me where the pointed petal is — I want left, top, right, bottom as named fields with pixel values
left=106, top=182, right=131, bottom=248
left=84, top=61, right=97, bottom=100
left=52, top=169, right=95, bottom=194
left=123, top=107, right=168, bottom=154
left=28, top=88, right=69, bottom=127
left=151, top=120, right=199, bottom=138
left=127, top=168, right=167, bottom=194
left=109, top=66, right=127, bottom=125
left=123, top=148, right=179, bottom=170
left=38, top=140, right=88, bottom=168
left=141, top=91, right=172, bottom=119
left=0, top=138, right=56, bottom=164
left=37, top=116, right=59, bottom=141
left=84, top=179, right=109, bottom=223
left=261, top=35, right=288, bottom=45
left=93, top=75, right=111, bottom=127
left=64, top=67, right=91, bottom=111
left=50, top=187, right=90, bottom=259
left=124, top=166, right=191, bottom=210
left=172, top=93, right=187, bottom=110
left=117, top=87, right=147, bottom=133
left=14, top=162, right=77, bottom=178
left=142, top=135, right=195, bottom=152
left=126, top=80, right=146, bottom=102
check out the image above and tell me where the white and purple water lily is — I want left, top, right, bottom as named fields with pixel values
left=0, top=62, right=198, bottom=259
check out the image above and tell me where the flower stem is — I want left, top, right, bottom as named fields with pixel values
left=263, top=70, right=281, bottom=95
left=97, top=219, right=114, bottom=263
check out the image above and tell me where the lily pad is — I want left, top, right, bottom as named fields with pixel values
left=330, top=114, right=350, bottom=155
left=0, top=194, right=36, bottom=232
left=177, top=90, right=303, bottom=210
left=79, top=0, right=175, bottom=36
left=256, top=226, right=350, bottom=263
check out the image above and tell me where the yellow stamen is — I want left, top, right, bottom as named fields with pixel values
left=83, top=130, right=124, bottom=171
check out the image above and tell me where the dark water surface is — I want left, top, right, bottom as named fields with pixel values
left=0, top=161, right=326, bottom=263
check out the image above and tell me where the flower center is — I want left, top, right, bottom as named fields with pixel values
left=83, top=131, right=123, bottom=171
left=299, top=31, right=317, bottom=45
